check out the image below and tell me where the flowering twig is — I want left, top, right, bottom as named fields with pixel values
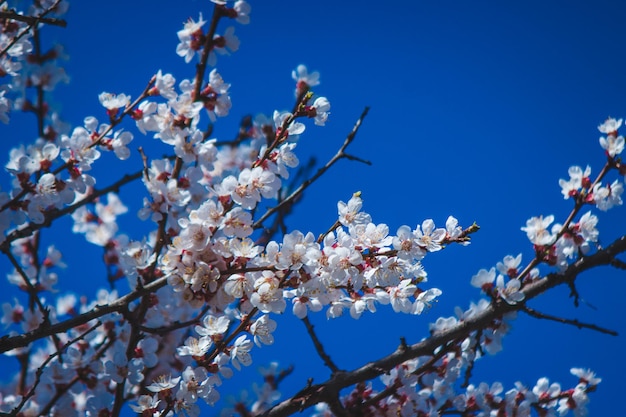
left=0, top=0, right=63, bottom=58
left=0, top=169, right=143, bottom=251
left=254, top=107, right=371, bottom=229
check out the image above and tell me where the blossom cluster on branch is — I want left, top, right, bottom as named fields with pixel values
left=0, top=1, right=624, bottom=417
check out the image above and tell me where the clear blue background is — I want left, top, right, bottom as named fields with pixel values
left=1, top=0, right=625, bottom=415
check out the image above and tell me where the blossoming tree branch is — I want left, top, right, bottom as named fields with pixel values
left=0, top=1, right=624, bottom=416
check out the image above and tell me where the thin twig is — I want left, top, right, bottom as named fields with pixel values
left=301, top=316, right=341, bottom=374
left=254, top=107, right=371, bottom=229
left=521, top=305, right=618, bottom=336
left=8, top=321, right=101, bottom=416
left=140, top=304, right=211, bottom=335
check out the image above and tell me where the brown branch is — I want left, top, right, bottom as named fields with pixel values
left=521, top=305, right=618, bottom=336
left=253, top=107, right=371, bottom=230
left=8, top=321, right=101, bottom=416
left=140, top=304, right=211, bottom=335
left=0, top=0, right=63, bottom=58
left=0, top=169, right=143, bottom=251
left=192, top=5, right=223, bottom=99
left=0, top=274, right=169, bottom=354
left=0, top=10, right=66, bottom=27
left=260, top=234, right=626, bottom=417
left=301, top=316, right=341, bottom=374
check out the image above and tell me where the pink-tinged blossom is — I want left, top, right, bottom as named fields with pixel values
left=289, top=288, right=324, bottom=319
left=215, top=0, right=252, bottom=24
left=337, top=193, right=371, bottom=226
left=496, top=254, right=522, bottom=278
left=445, top=215, right=467, bottom=244
left=29, top=62, right=69, bottom=91
left=250, top=314, right=277, bottom=347
left=147, top=374, right=181, bottom=393
left=495, top=275, right=524, bottom=305
left=224, top=273, right=253, bottom=299
left=60, top=126, right=101, bottom=170
left=597, top=117, right=622, bottom=135
left=470, top=267, right=496, bottom=292
left=570, top=368, right=601, bottom=386
left=351, top=222, right=393, bottom=249
left=292, top=64, right=320, bottom=98
left=55, top=293, right=76, bottom=316
left=177, top=366, right=220, bottom=406
left=214, top=26, right=240, bottom=56
left=415, top=219, right=446, bottom=252
left=273, top=142, right=299, bottom=178
left=204, top=68, right=232, bottom=121
left=521, top=215, right=555, bottom=245
left=599, top=133, right=625, bottom=157
left=277, top=230, right=321, bottom=271
left=98, top=92, right=130, bottom=112
left=152, top=70, right=177, bottom=100
left=134, top=337, right=159, bottom=368
left=532, top=377, right=561, bottom=407
left=221, top=207, right=253, bottom=237
left=177, top=336, right=213, bottom=357
left=412, top=288, right=442, bottom=314
left=230, top=237, right=263, bottom=259
left=573, top=211, right=599, bottom=243
left=177, top=14, right=206, bottom=63
left=230, top=335, right=253, bottom=370
left=593, top=180, right=623, bottom=211
left=95, top=192, right=128, bottom=224
left=0, top=91, right=11, bottom=125
left=388, top=279, right=417, bottom=313
left=349, top=294, right=377, bottom=319
left=196, top=314, right=230, bottom=339
left=393, top=225, right=427, bottom=261
left=250, top=272, right=285, bottom=313
left=310, top=96, right=330, bottom=126
left=559, top=165, right=591, bottom=199
left=129, top=395, right=160, bottom=415
left=1, top=299, right=23, bottom=328
left=273, top=110, right=305, bottom=138
left=557, top=384, right=590, bottom=417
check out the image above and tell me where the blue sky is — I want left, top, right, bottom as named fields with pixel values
left=1, top=0, right=625, bottom=415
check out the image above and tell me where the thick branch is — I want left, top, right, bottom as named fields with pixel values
left=260, top=235, right=626, bottom=417
left=0, top=10, right=66, bottom=27
left=0, top=275, right=168, bottom=353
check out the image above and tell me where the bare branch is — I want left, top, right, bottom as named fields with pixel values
left=301, top=316, right=342, bottom=374
left=521, top=305, right=618, bottom=336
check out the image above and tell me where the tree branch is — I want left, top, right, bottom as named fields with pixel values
left=254, top=107, right=371, bottom=230
left=301, top=316, right=341, bottom=374
left=259, top=234, right=626, bottom=417
left=521, top=305, right=618, bottom=336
